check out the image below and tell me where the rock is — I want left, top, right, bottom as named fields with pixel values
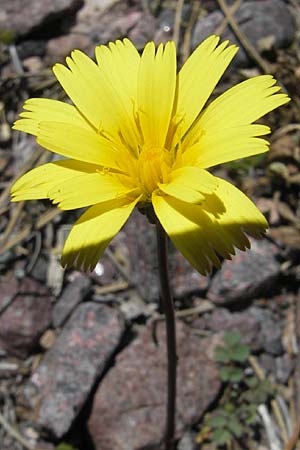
left=39, top=329, right=56, bottom=350
left=171, top=249, right=209, bottom=298
left=250, top=307, right=283, bottom=356
left=92, top=251, right=120, bottom=285
left=46, top=33, right=92, bottom=65
left=69, top=0, right=140, bottom=52
left=192, top=11, right=224, bottom=50
left=128, top=12, right=157, bottom=49
left=192, top=0, right=295, bottom=67
left=16, top=40, right=47, bottom=59
left=207, top=307, right=263, bottom=351
left=52, top=275, right=92, bottom=327
left=29, top=254, right=48, bottom=283
left=275, top=353, right=294, bottom=384
left=177, top=431, right=198, bottom=450
left=23, top=56, right=43, bottom=73
left=25, top=303, right=124, bottom=438
left=0, top=276, right=52, bottom=357
left=119, top=291, right=156, bottom=321
left=0, top=0, right=83, bottom=39
left=123, top=210, right=159, bottom=303
left=88, top=321, right=220, bottom=450
left=259, top=353, right=276, bottom=375
left=154, top=4, right=194, bottom=45
left=199, top=304, right=283, bottom=354
left=259, top=353, right=294, bottom=384
left=0, top=274, right=18, bottom=313
left=207, top=239, right=280, bottom=304
left=124, top=210, right=209, bottom=303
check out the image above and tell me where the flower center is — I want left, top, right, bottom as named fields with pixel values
left=138, top=146, right=171, bottom=197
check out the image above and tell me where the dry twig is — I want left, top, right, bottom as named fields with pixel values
left=0, top=411, right=35, bottom=450
left=249, top=355, right=291, bottom=445
left=182, top=0, right=201, bottom=62
left=216, top=0, right=271, bottom=73
left=106, top=247, right=134, bottom=287
left=0, top=208, right=62, bottom=254
left=0, top=147, right=43, bottom=208
left=153, top=299, right=214, bottom=321
left=283, top=415, right=300, bottom=450
left=173, top=0, right=185, bottom=47
left=258, top=404, right=282, bottom=450
left=270, top=123, right=300, bottom=142
left=215, top=0, right=241, bottom=36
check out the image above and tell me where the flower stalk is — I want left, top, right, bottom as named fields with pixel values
left=156, top=219, right=177, bottom=450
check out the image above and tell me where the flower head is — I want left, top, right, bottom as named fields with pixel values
left=11, top=36, right=289, bottom=274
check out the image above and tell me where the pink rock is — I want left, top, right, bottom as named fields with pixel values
left=26, top=303, right=125, bottom=438
left=0, top=276, right=52, bottom=357
left=207, top=239, right=280, bottom=304
left=46, top=33, right=92, bottom=64
left=0, top=0, right=83, bottom=38
left=88, top=321, right=220, bottom=450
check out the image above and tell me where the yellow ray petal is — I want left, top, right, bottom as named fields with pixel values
left=138, top=41, right=176, bottom=148
left=153, top=193, right=222, bottom=275
left=158, top=166, right=218, bottom=204
left=175, top=35, right=238, bottom=140
left=206, top=177, right=268, bottom=239
left=95, top=39, right=140, bottom=117
left=184, top=75, right=290, bottom=150
left=95, top=39, right=141, bottom=152
left=153, top=177, right=267, bottom=275
left=36, top=121, right=128, bottom=170
left=11, top=159, right=99, bottom=201
left=62, top=196, right=140, bottom=271
left=53, top=62, right=102, bottom=130
left=180, top=124, right=270, bottom=169
left=53, top=47, right=139, bottom=148
left=13, top=98, right=91, bottom=136
left=197, top=75, right=289, bottom=130
left=48, top=172, right=138, bottom=210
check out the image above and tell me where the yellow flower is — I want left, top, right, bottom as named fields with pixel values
left=11, top=36, right=289, bottom=274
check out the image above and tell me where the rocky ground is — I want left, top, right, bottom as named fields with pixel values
left=0, top=0, right=300, bottom=449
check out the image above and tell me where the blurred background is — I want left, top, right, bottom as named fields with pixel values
left=0, top=1, right=300, bottom=449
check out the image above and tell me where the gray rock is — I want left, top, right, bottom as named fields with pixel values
left=119, top=291, right=156, bottom=321
left=208, top=307, right=262, bottom=351
left=192, top=0, right=295, bottom=67
left=259, top=352, right=294, bottom=384
left=275, top=353, right=294, bottom=384
left=0, top=276, right=52, bottom=357
left=45, top=0, right=130, bottom=63
left=65, top=0, right=145, bottom=56
left=88, top=321, right=221, bottom=450
left=127, top=12, right=157, bottom=49
left=207, top=239, right=280, bottom=304
left=30, top=254, right=48, bottom=283
left=192, top=11, right=224, bottom=49
left=154, top=5, right=192, bottom=44
left=25, top=303, right=125, bottom=438
left=123, top=210, right=159, bottom=303
left=52, top=276, right=92, bottom=327
left=250, top=307, right=283, bottom=356
left=171, top=248, right=209, bottom=298
left=0, top=0, right=83, bottom=38
left=177, top=431, right=198, bottom=450
left=124, top=210, right=209, bottom=303
left=259, top=353, right=276, bottom=374
left=46, top=33, right=92, bottom=65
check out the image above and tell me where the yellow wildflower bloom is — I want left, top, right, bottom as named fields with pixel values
left=11, top=36, right=289, bottom=274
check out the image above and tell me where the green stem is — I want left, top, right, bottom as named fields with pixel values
left=156, top=220, right=177, bottom=450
